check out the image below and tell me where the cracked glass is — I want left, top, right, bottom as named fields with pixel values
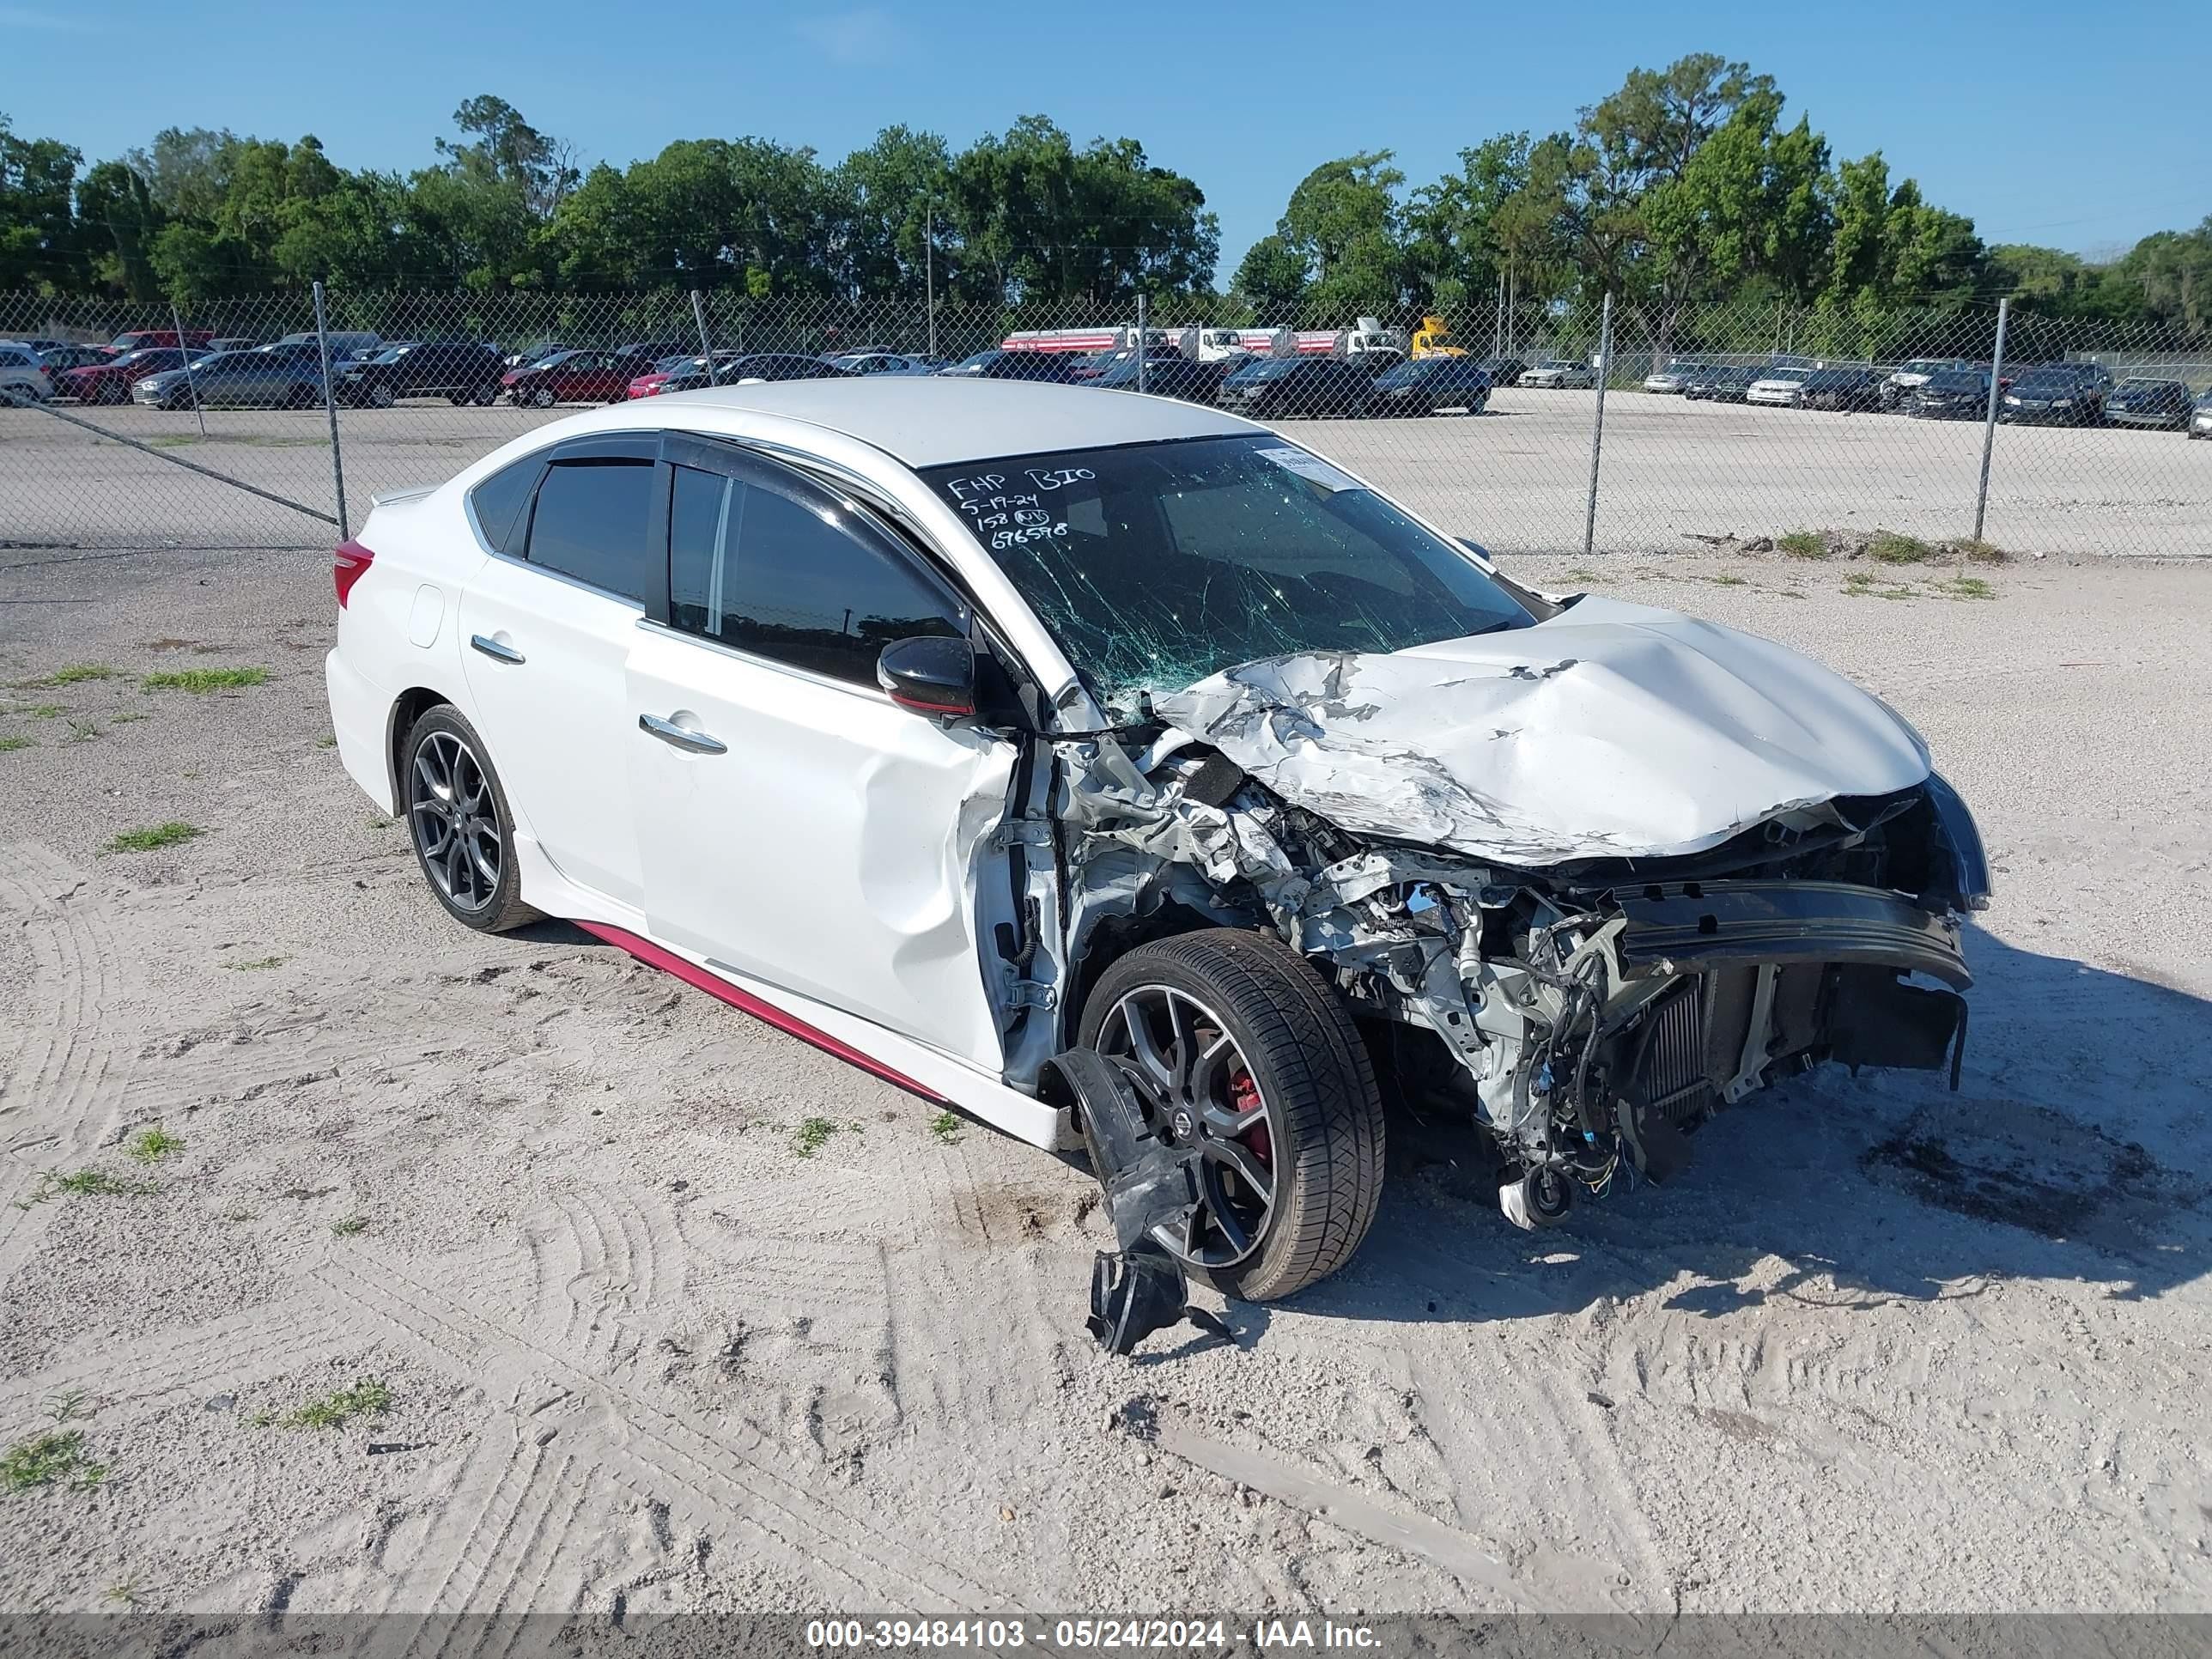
left=921, top=434, right=1533, bottom=720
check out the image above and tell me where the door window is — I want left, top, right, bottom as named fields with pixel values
left=523, top=459, right=653, bottom=600
left=668, top=464, right=963, bottom=687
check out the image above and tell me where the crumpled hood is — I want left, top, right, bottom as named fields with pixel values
left=1152, top=596, right=1931, bottom=866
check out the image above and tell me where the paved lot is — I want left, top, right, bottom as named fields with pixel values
left=2, top=541, right=2208, bottom=1613
left=3, top=387, right=2207, bottom=556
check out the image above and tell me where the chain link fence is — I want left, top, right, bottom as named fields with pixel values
left=3, top=288, right=2207, bottom=558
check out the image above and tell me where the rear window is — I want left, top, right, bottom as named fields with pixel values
left=468, top=456, right=542, bottom=556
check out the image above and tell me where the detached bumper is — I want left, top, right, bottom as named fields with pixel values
left=1615, top=879, right=1970, bottom=988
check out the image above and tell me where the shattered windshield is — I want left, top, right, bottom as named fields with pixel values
left=920, top=434, right=1534, bottom=717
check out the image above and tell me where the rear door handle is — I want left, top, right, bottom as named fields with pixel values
left=471, top=634, right=525, bottom=665
left=639, top=713, right=726, bottom=755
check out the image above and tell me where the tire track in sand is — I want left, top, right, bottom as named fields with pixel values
left=313, top=1244, right=1012, bottom=1607
left=0, top=845, right=132, bottom=1280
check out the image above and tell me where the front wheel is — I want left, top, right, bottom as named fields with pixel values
left=400, top=705, right=538, bottom=933
left=528, top=386, right=556, bottom=410
left=1078, top=928, right=1384, bottom=1301
left=368, top=382, right=396, bottom=408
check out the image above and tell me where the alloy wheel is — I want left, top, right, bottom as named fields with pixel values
left=409, top=730, right=501, bottom=912
left=1097, top=985, right=1279, bottom=1269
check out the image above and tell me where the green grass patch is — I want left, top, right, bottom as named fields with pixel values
left=141, top=665, right=268, bottom=694
left=67, top=720, right=100, bottom=743
left=794, top=1116, right=844, bottom=1158
left=223, top=954, right=289, bottom=971
left=1566, top=566, right=1604, bottom=582
left=1775, top=530, right=1828, bottom=559
left=43, top=1389, right=88, bottom=1425
left=110, top=709, right=147, bottom=724
left=2, top=1430, right=105, bottom=1492
left=1939, top=575, right=1997, bottom=600
left=1951, top=538, right=2007, bottom=565
left=1709, top=574, right=1748, bottom=587
left=928, top=1110, right=963, bottom=1146
left=330, top=1215, right=368, bottom=1237
left=315, top=733, right=337, bottom=749
left=27, top=704, right=62, bottom=720
left=19, top=1167, right=155, bottom=1206
left=281, top=1378, right=392, bottom=1430
left=40, top=664, right=116, bottom=685
left=106, top=822, right=201, bottom=854
left=1865, top=531, right=1934, bottom=565
left=0, top=735, right=32, bottom=753
left=126, top=1126, right=185, bottom=1164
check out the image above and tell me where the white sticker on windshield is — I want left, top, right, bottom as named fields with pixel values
left=1255, top=447, right=1359, bottom=493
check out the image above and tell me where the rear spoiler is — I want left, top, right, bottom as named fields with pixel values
left=368, top=483, right=436, bottom=509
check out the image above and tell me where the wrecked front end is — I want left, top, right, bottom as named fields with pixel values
left=1039, top=634, right=1990, bottom=1234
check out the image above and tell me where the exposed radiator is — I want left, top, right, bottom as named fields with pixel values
left=1636, top=978, right=1716, bottom=1125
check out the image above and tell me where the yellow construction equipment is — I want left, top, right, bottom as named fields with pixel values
left=1411, top=315, right=1466, bottom=359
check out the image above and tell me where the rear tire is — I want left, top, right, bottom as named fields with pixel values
left=1078, top=928, right=1384, bottom=1302
left=399, top=705, right=538, bottom=933
left=368, top=382, right=396, bottom=408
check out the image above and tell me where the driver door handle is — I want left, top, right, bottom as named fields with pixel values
left=470, top=634, right=525, bottom=665
left=639, top=712, right=726, bottom=755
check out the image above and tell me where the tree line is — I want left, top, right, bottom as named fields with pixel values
left=2, top=57, right=2206, bottom=341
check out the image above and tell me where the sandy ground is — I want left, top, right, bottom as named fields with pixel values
left=4, top=387, right=2209, bottom=558
left=0, top=541, right=2209, bottom=1618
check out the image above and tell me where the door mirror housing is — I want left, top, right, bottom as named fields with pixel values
left=878, top=635, right=976, bottom=720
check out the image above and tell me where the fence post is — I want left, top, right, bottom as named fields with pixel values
left=312, top=281, right=348, bottom=541
left=925, top=203, right=937, bottom=361
left=689, top=289, right=714, bottom=381
left=1973, top=296, right=2010, bottom=543
left=1136, top=291, right=1148, bottom=394
left=1582, top=291, right=1613, bottom=557
left=171, top=301, right=205, bottom=438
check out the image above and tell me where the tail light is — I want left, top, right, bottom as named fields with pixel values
left=332, top=539, right=374, bottom=608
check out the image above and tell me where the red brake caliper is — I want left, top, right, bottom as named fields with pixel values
left=1229, top=1069, right=1271, bottom=1166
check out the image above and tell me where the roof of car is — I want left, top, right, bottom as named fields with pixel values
left=640, top=377, right=1256, bottom=465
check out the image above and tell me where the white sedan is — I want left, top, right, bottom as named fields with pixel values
left=1746, top=368, right=1813, bottom=406
left=1517, top=359, right=1596, bottom=389
left=325, top=380, right=1989, bottom=1325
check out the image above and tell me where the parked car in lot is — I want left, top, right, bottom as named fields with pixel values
left=2101, top=377, right=2195, bottom=431
left=1364, top=356, right=1492, bottom=415
left=503, top=341, right=572, bottom=370
left=1474, top=357, right=1526, bottom=390
left=341, top=341, right=507, bottom=407
left=1642, top=359, right=1703, bottom=393
left=2001, top=362, right=2112, bottom=425
left=505, top=349, right=668, bottom=407
left=826, top=351, right=939, bottom=376
left=55, top=346, right=207, bottom=404
left=1746, top=367, right=1814, bottom=407
left=2192, top=389, right=2212, bottom=439
left=1216, top=356, right=1378, bottom=418
left=937, top=349, right=1090, bottom=384
left=1681, top=364, right=1757, bottom=402
left=35, top=343, right=116, bottom=375
left=1080, top=349, right=1230, bottom=404
left=0, top=343, right=54, bottom=403
left=1797, top=367, right=1885, bottom=412
left=1908, top=368, right=1991, bottom=419
left=108, top=328, right=213, bottom=355
left=323, top=378, right=1989, bottom=1318
left=134, top=347, right=333, bottom=410
left=1880, top=358, right=1974, bottom=409
left=636, top=353, right=855, bottom=397
left=1517, top=359, right=1595, bottom=389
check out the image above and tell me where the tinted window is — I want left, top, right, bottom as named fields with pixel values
left=521, top=460, right=652, bottom=599
left=669, top=464, right=963, bottom=686
left=469, top=456, right=541, bottom=556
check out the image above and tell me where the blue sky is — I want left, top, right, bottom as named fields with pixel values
left=4, top=0, right=2204, bottom=271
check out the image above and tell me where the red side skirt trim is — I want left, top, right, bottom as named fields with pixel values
left=574, top=921, right=946, bottom=1104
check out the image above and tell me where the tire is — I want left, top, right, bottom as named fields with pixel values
left=1078, top=927, right=1384, bottom=1302
left=529, top=386, right=556, bottom=410
left=399, top=705, right=538, bottom=933
left=368, top=382, right=396, bottom=409
left=472, top=382, right=500, bottom=406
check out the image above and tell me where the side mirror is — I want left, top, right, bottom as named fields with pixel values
left=877, top=635, right=976, bottom=720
